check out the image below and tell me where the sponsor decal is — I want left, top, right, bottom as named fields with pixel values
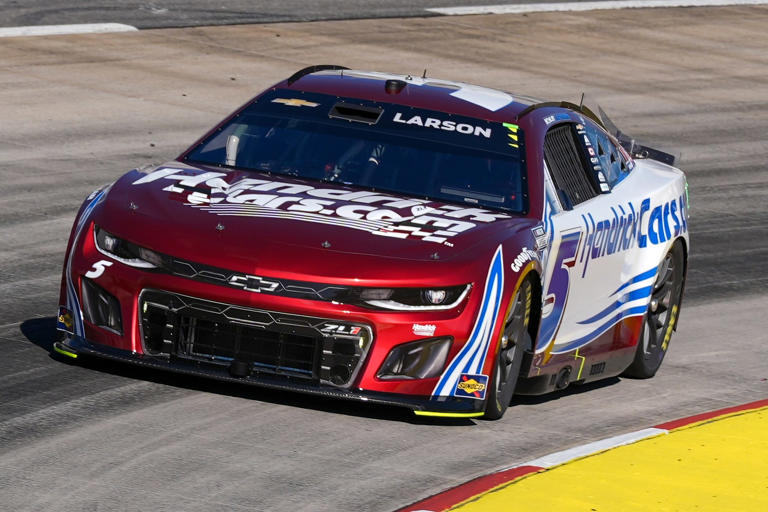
left=511, top=246, right=537, bottom=273
left=590, top=157, right=599, bottom=164
left=588, top=147, right=596, bottom=156
left=321, top=323, right=363, bottom=336
left=600, top=183, right=610, bottom=192
left=578, top=195, right=688, bottom=277
left=271, top=98, right=319, bottom=108
left=85, top=260, right=112, bottom=279
left=544, top=113, right=570, bottom=125
left=412, top=323, right=436, bottom=337
left=57, top=306, right=74, bottom=334
left=392, top=112, right=492, bottom=138
left=532, top=225, right=548, bottom=250
left=454, top=374, right=489, bottom=400
left=133, top=168, right=510, bottom=246
left=433, top=246, right=504, bottom=398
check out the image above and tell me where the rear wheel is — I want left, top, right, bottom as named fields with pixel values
left=623, top=241, right=685, bottom=378
left=484, top=279, right=533, bottom=420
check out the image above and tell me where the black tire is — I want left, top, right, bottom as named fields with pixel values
left=622, top=241, right=685, bottom=378
left=484, top=279, right=533, bottom=420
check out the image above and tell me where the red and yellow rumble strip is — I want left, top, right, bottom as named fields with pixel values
left=398, top=398, right=768, bottom=512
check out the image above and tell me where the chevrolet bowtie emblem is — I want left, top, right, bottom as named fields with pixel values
left=227, top=274, right=280, bottom=293
left=271, top=98, right=320, bottom=107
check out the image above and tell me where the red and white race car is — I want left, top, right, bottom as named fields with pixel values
left=55, top=65, right=689, bottom=419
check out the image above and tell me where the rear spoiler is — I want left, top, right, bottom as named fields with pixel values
left=597, top=107, right=676, bottom=166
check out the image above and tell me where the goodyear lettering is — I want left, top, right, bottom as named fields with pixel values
left=511, top=247, right=537, bottom=273
left=661, top=304, right=678, bottom=351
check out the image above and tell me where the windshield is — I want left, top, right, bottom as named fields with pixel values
left=185, top=90, right=526, bottom=213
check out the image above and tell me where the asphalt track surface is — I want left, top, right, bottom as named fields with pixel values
left=1, top=6, right=767, bottom=511
left=0, top=0, right=582, bottom=29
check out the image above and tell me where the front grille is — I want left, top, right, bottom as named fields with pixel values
left=139, top=290, right=372, bottom=387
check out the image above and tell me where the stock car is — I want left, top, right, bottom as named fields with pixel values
left=54, top=65, right=689, bottom=419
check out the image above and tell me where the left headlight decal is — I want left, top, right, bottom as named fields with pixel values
left=94, top=226, right=162, bottom=269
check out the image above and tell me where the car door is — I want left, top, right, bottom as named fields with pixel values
left=535, top=120, right=639, bottom=365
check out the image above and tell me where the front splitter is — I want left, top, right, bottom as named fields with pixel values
left=53, top=336, right=486, bottom=418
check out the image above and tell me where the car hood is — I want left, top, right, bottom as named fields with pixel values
left=94, top=163, right=536, bottom=282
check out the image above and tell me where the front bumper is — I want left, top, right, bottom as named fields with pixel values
left=53, top=336, right=485, bottom=418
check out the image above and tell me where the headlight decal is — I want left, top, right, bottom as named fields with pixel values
left=94, top=227, right=159, bottom=269
left=432, top=245, right=504, bottom=398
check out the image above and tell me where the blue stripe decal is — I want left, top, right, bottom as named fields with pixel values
left=612, top=267, right=657, bottom=296
left=64, top=190, right=106, bottom=337
left=432, top=246, right=504, bottom=397
left=554, top=305, right=648, bottom=354
left=577, top=286, right=653, bottom=325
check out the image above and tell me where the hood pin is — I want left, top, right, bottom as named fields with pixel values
left=321, top=240, right=331, bottom=248
left=430, top=252, right=440, bottom=260
left=216, top=222, right=225, bottom=231
left=128, top=202, right=138, bottom=211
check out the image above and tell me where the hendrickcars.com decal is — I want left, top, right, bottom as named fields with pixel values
left=133, top=167, right=510, bottom=246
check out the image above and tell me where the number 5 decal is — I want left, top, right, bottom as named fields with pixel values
left=85, top=260, right=113, bottom=279
left=536, top=230, right=582, bottom=358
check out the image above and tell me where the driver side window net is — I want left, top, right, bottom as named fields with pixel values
left=543, top=124, right=598, bottom=209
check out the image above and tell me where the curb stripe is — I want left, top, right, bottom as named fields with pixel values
left=398, top=466, right=543, bottom=512
left=426, top=0, right=768, bottom=16
left=397, top=398, right=768, bottom=512
left=523, top=427, right=666, bottom=468
left=654, top=397, right=768, bottom=430
left=0, top=23, right=137, bottom=38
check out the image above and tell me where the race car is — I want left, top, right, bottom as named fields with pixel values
left=54, top=65, right=689, bottom=419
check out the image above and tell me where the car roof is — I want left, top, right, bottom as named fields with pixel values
left=276, top=67, right=544, bottom=123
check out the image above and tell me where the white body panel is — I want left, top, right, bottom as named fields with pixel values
left=537, top=158, right=689, bottom=356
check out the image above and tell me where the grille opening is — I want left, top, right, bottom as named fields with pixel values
left=139, top=290, right=370, bottom=387
left=329, top=102, right=383, bottom=124
left=81, top=278, right=123, bottom=334
left=589, top=361, right=606, bottom=376
left=544, top=124, right=599, bottom=208
left=180, top=317, right=317, bottom=376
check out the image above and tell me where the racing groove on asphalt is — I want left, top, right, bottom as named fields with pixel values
left=1, top=7, right=767, bottom=511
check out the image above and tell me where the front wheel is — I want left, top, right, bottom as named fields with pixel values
left=484, top=279, right=533, bottom=420
left=623, top=241, right=685, bottom=378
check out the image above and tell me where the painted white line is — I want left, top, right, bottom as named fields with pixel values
left=0, top=23, right=138, bottom=38
left=523, top=427, right=666, bottom=468
left=427, top=0, right=768, bottom=15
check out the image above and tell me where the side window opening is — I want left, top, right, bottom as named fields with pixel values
left=543, top=124, right=599, bottom=209
left=581, top=121, right=632, bottom=188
